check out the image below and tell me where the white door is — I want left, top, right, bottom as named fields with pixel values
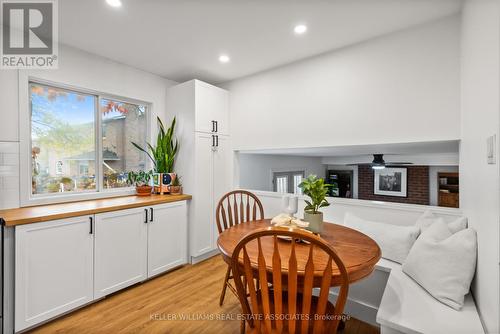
left=147, top=202, right=188, bottom=277
left=94, top=207, right=148, bottom=298
left=191, top=132, right=215, bottom=257
left=213, top=135, right=233, bottom=247
left=195, top=80, right=229, bottom=135
left=15, top=216, right=94, bottom=332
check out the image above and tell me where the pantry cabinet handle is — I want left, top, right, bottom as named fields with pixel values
left=216, top=135, right=219, bottom=147
left=211, top=120, right=215, bottom=132
left=212, top=135, right=215, bottom=147
left=144, top=209, right=148, bottom=223
left=215, top=120, right=218, bottom=133
left=150, top=207, right=154, bottom=222
left=89, top=217, right=93, bottom=234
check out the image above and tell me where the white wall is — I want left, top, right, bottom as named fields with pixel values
left=223, top=16, right=461, bottom=151
left=251, top=190, right=462, bottom=227
left=0, top=44, right=177, bottom=209
left=429, top=166, right=459, bottom=206
left=460, top=1, right=500, bottom=333
left=0, top=71, right=19, bottom=142
left=238, top=153, right=325, bottom=191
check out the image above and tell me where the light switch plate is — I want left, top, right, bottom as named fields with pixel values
left=487, top=134, right=496, bottom=164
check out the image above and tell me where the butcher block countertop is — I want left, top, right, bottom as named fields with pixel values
left=0, top=194, right=192, bottom=226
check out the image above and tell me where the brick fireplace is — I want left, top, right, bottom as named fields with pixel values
left=358, top=165, right=430, bottom=205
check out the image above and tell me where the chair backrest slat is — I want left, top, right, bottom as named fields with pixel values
left=240, top=194, right=245, bottom=224
left=216, top=190, right=265, bottom=235
left=246, top=194, right=251, bottom=223
left=227, top=197, right=234, bottom=228
left=218, top=203, right=228, bottom=233
left=300, top=245, right=315, bottom=333
left=272, top=236, right=284, bottom=333
left=242, top=246, right=261, bottom=332
left=252, top=201, right=257, bottom=221
left=231, top=227, right=349, bottom=334
left=288, top=240, right=298, bottom=333
left=257, top=238, right=272, bottom=333
left=233, top=195, right=239, bottom=225
left=314, top=258, right=333, bottom=334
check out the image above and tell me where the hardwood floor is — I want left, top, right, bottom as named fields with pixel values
left=30, top=256, right=380, bottom=334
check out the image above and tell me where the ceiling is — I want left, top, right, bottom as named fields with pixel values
left=59, top=0, right=462, bottom=83
left=237, top=140, right=460, bottom=157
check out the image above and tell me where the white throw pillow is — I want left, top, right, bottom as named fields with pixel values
left=344, top=213, right=420, bottom=264
left=402, top=222, right=477, bottom=310
left=415, top=210, right=467, bottom=234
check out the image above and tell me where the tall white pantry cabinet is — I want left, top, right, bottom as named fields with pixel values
left=166, top=79, right=232, bottom=261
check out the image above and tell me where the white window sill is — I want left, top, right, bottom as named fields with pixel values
left=22, top=188, right=137, bottom=207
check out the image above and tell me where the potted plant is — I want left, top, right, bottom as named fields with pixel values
left=127, top=170, right=153, bottom=196
left=168, top=176, right=182, bottom=195
left=298, top=175, right=331, bottom=234
left=131, top=116, right=179, bottom=194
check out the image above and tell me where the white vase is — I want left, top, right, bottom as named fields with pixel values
left=304, top=212, right=324, bottom=234
left=282, top=195, right=298, bottom=217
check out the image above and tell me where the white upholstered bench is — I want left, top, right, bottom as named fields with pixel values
left=376, top=260, right=484, bottom=334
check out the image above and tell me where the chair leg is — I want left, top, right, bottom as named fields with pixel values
left=219, top=265, right=232, bottom=306
left=240, top=319, right=245, bottom=334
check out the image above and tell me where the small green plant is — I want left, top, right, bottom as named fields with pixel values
left=298, top=175, right=331, bottom=214
left=131, top=117, right=179, bottom=173
left=171, top=176, right=182, bottom=186
left=127, top=170, right=152, bottom=187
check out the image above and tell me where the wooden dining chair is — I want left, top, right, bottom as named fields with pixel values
left=216, top=190, right=265, bottom=306
left=231, top=226, right=349, bottom=334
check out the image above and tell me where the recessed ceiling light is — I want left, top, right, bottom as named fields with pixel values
left=294, top=24, right=308, bottom=35
left=219, top=55, right=230, bottom=63
left=106, top=0, right=122, bottom=8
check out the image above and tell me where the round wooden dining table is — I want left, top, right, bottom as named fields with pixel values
left=217, top=219, right=381, bottom=287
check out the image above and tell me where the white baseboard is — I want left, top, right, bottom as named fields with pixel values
left=329, top=291, right=380, bottom=327
left=190, top=249, right=220, bottom=264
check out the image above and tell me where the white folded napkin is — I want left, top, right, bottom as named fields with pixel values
left=271, top=213, right=309, bottom=228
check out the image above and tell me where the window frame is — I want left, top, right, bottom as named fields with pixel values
left=21, top=78, right=152, bottom=206
left=272, top=171, right=305, bottom=194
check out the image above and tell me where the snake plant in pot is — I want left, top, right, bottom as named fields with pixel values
left=298, top=175, right=332, bottom=234
left=131, top=116, right=179, bottom=194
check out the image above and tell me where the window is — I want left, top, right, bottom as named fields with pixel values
left=79, top=163, right=89, bottom=176
left=272, top=171, right=305, bottom=194
left=101, top=98, right=147, bottom=189
left=30, top=82, right=148, bottom=197
left=275, top=175, right=288, bottom=194
left=293, top=174, right=304, bottom=195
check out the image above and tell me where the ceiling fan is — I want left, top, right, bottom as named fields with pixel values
left=348, top=154, right=413, bottom=169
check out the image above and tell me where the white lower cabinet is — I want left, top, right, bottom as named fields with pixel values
left=15, top=215, right=94, bottom=332
left=94, top=207, right=148, bottom=298
left=147, top=201, right=188, bottom=277
left=14, top=200, right=189, bottom=332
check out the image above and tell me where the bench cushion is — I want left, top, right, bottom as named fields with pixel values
left=415, top=210, right=467, bottom=234
left=377, top=267, right=484, bottom=334
left=344, top=213, right=420, bottom=264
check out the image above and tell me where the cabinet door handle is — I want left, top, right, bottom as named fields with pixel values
left=215, top=120, right=218, bottom=133
left=150, top=207, right=154, bottom=222
left=212, top=134, right=215, bottom=147
left=216, top=135, right=219, bottom=147
left=211, top=120, right=215, bottom=132
left=89, top=217, right=93, bottom=234
left=144, top=209, right=148, bottom=223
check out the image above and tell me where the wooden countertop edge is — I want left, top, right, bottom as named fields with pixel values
left=0, top=194, right=192, bottom=227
